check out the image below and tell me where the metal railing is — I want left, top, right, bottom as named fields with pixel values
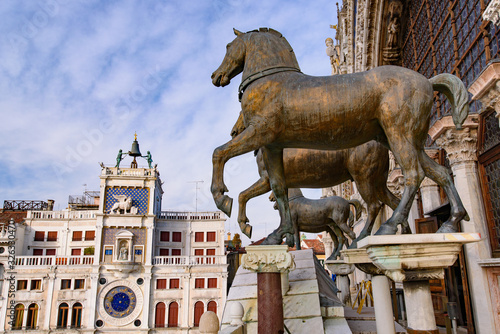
left=152, top=255, right=226, bottom=266
left=14, top=255, right=94, bottom=267
left=158, top=211, right=223, bottom=220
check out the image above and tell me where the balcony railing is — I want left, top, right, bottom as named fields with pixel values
left=27, top=210, right=98, bottom=220
left=14, top=255, right=94, bottom=267
left=158, top=211, right=223, bottom=221
left=152, top=255, right=226, bottom=266
left=101, top=166, right=158, bottom=177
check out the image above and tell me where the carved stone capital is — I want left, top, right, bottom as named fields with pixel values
left=483, top=0, right=500, bottom=25
left=242, top=245, right=295, bottom=273
left=324, top=260, right=355, bottom=275
left=358, top=233, right=480, bottom=282
left=434, top=127, right=478, bottom=166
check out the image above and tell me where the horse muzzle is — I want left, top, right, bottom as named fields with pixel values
left=211, top=71, right=230, bottom=87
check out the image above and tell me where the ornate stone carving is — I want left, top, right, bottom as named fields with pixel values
left=483, top=0, right=500, bottom=25
left=435, top=127, right=478, bottom=166
left=469, top=60, right=500, bottom=126
left=241, top=245, right=295, bottom=273
left=383, top=1, right=403, bottom=65
left=358, top=233, right=481, bottom=282
left=324, top=260, right=355, bottom=275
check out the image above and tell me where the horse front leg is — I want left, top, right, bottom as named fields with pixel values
left=237, top=176, right=271, bottom=238
left=211, top=125, right=270, bottom=217
left=260, top=147, right=295, bottom=247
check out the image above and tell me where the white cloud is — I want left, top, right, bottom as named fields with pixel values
left=0, top=0, right=337, bottom=245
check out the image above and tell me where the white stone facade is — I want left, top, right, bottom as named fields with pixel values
left=0, top=165, right=227, bottom=333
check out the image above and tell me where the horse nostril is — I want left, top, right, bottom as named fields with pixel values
left=211, top=72, right=215, bottom=79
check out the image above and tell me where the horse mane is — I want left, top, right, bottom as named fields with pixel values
left=243, top=28, right=300, bottom=71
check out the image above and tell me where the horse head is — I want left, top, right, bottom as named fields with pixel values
left=211, top=28, right=246, bottom=87
left=212, top=28, right=300, bottom=90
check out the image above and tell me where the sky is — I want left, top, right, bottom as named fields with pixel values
left=0, top=0, right=339, bottom=245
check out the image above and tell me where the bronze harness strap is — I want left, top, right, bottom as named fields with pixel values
left=238, top=66, right=302, bottom=101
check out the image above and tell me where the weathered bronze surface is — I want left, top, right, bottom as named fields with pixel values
left=282, top=188, right=361, bottom=259
left=232, top=130, right=405, bottom=245
left=211, top=28, right=469, bottom=246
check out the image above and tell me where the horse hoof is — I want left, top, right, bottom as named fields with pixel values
left=327, top=253, right=339, bottom=261
left=261, top=235, right=282, bottom=245
left=374, top=223, right=398, bottom=235
left=216, top=195, right=233, bottom=217
left=348, top=240, right=358, bottom=249
left=436, top=223, right=458, bottom=233
left=239, top=222, right=252, bottom=239
left=284, top=233, right=294, bottom=248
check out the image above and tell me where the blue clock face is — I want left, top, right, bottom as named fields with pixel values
left=104, top=286, right=137, bottom=318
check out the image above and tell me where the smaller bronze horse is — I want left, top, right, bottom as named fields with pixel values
left=271, top=188, right=361, bottom=260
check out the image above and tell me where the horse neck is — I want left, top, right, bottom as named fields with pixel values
left=242, top=33, right=300, bottom=81
left=288, top=188, right=304, bottom=200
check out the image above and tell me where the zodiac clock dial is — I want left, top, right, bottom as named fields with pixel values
left=104, top=286, right=137, bottom=318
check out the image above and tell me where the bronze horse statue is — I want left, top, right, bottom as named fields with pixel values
left=211, top=28, right=469, bottom=246
left=271, top=188, right=362, bottom=259
left=232, top=126, right=405, bottom=245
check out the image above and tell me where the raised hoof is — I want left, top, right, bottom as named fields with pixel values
left=436, top=223, right=458, bottom=233
left=239, top=222, right=252, bottom=239
left=216, top=195, right=233, bottom=217
left=374, top=223, right=398, bottom=235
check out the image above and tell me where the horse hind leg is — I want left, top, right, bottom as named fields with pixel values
left=326, top=226, right=340, bottom=260
left=375, top=142, right=425, bottom=235
left=417, top=150, right=468, bottom=233
left=260, top=147, right=295, bottom=247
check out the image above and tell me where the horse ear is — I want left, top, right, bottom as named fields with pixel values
left=233, top=28, right=243, bottom=36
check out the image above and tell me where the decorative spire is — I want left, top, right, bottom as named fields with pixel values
left=134, top=132, right=137, bottom=141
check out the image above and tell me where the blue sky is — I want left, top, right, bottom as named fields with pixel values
left=1, top=0, right=338, bottom=244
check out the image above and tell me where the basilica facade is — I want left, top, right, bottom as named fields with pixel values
left=0, top=145, right=227, bottom=333
left=322, top=0, right=500, bottom=333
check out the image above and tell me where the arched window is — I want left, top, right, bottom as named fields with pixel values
left=155, top=302, right=166, bottom=328
left=168, top=302, right=179, bottom=327
left=13, top=304, right=24, bottom=330
left=26, top=303, right=38, bottom=329
left=193, top=301, right=204, bottom=327
left=207, top=301, right=217, bottom=313
left=57, top=303, right=69, bottom=328
left=71, top=303, right=82, bottom=328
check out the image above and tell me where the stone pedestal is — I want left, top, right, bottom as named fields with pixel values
left=241, top=245, right=295, bottom=334
left=324, top=260, right=354, bottom=306
left=342, top=248, right=396, bottom=334
left=357, top=233, right=481, bottom=333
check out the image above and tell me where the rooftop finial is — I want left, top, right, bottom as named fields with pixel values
left=134, top=132, right=137, bottom=141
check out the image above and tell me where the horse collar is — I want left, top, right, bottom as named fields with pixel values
left=238, top=66, right=301, bottom=102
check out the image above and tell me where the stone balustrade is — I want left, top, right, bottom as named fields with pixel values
left=27, top=210, right=98, bottom=220
left=14, top=255, right=94, bottom=267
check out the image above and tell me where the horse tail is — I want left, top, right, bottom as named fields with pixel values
left=348, top=199, right=363, bottom=221
left=429, top=73, right=469, bottom=130
left=348, top=211, right=354, bottom=228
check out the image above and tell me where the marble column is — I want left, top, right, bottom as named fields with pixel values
left=43, top=272, right=56, bottom=330
left=342, top=248, right=396, bottom=334
left=434, top=122, right=495, bottom=333
left=87, top=271, right=99, bottom=329
left=324, top=260, right=354, bottom=306
left=141, top=271, right=152, bottom=328
left=358, top=233, right=481, bottom=333
left=242, top=245, right=295, bottom=334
